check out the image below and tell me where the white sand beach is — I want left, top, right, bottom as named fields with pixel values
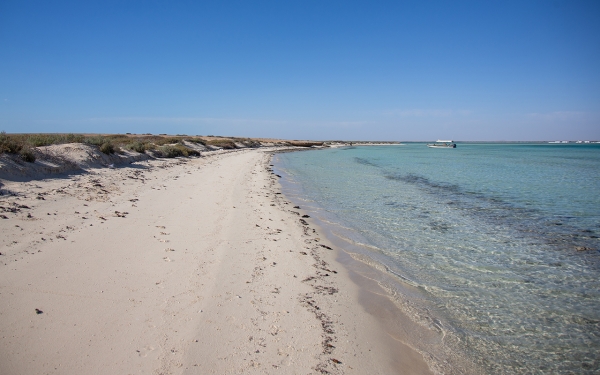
left=0, top=147, right=432, bottom=375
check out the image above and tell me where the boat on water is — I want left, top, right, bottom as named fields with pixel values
left=427, top=140, right=456, bottom=148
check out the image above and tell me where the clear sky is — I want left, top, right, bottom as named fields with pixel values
left=1, top=0, right=599, bottom=141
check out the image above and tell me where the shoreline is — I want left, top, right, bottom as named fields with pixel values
left=268, top=149, right=439, bottom=374
left=272, top=148, right=482, bottom=375
left=0, top=147, right=433, bottom=374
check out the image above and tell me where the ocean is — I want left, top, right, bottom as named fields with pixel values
left=273, top=143, right=600, bottom=374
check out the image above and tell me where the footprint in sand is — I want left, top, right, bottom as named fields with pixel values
left=136, top=345, right=155, bottom=357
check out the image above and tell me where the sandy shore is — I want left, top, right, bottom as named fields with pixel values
left=0, top=148, right=433, bottom=374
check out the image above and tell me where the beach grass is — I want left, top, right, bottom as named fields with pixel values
left=0, top=132, right=327, bottom=161
left=0, top=133, right=206, bottom=159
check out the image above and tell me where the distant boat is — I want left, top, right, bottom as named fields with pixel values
left=427, top=140, right=456, bottom=148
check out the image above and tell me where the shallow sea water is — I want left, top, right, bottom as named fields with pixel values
left=274, top=144, right=600, bottom=374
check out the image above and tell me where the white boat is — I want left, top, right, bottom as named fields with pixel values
left=427, top=140, right=456, bottom=148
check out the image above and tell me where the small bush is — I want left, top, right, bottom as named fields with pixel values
left=186, top=148, right=200, bottom=157
left=104, top=134, right=134, bottom=144
left=143, top=143, right=156, bottom=151
left=0, top=138, right=23, bottom=154
left=99, top=142, right=115, bottom=154
left=85, top=136, right=107, bottom=146
left=237, top=138, right=261, bottom=148
left=65, top=133, right=85, bottom=144
left=153, top=137, right=182, bottom=146
left=159, top=145, right=185, bottom=158
left=20, top=148, right=36, bottom=162
left=28, top=134, right=53, bottom=147
left=127, top=141, right=147, bottom=153
left=205, top=139, right=236, bottom=149
left=158, top=144, right=199, bottom=158
left=187, top=138, right=206, bottom=145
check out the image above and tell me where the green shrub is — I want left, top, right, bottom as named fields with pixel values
left=158, top=144, right=199, bottom=158
left=143, top=143, right=156, bottom=151
left=0, top=134, right=23, bottom=154
left=27, top=133, right=85, bottom=147
left=127, top=141, right=147, bottom=153
left=187, top=138, right=207, bottom=145
left=20, top=148, right=36, bottom=162
left=0, top=133, right=88, bottom=152
left=99, top=142, right=115, bottom=154
left=153, top=137, right=182, bottom=146
left=104, top=134, right=134, bottom=144
left=159, top=145, right=185, bottom=158
left=205, top=139, right=236, bottom=149
left=65, top=133, right=85, bottom=144
left=85, top=136, right=107, bottom=146
left=238, top=138, right=261, bottom=148
left=28, top=134, right=56, bottom=147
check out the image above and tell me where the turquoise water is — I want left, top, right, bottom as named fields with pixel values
left=274, top=144, right=600, bottom=374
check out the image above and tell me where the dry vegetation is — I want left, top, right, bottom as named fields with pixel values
left=0, top=132, right=199, bottom=162
left=287, top=140, right=325, bottom=147
left=0, top=132, right=325, bottom=163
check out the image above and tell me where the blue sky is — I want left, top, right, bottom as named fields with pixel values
left=0, top=0, right=598, bottom=141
